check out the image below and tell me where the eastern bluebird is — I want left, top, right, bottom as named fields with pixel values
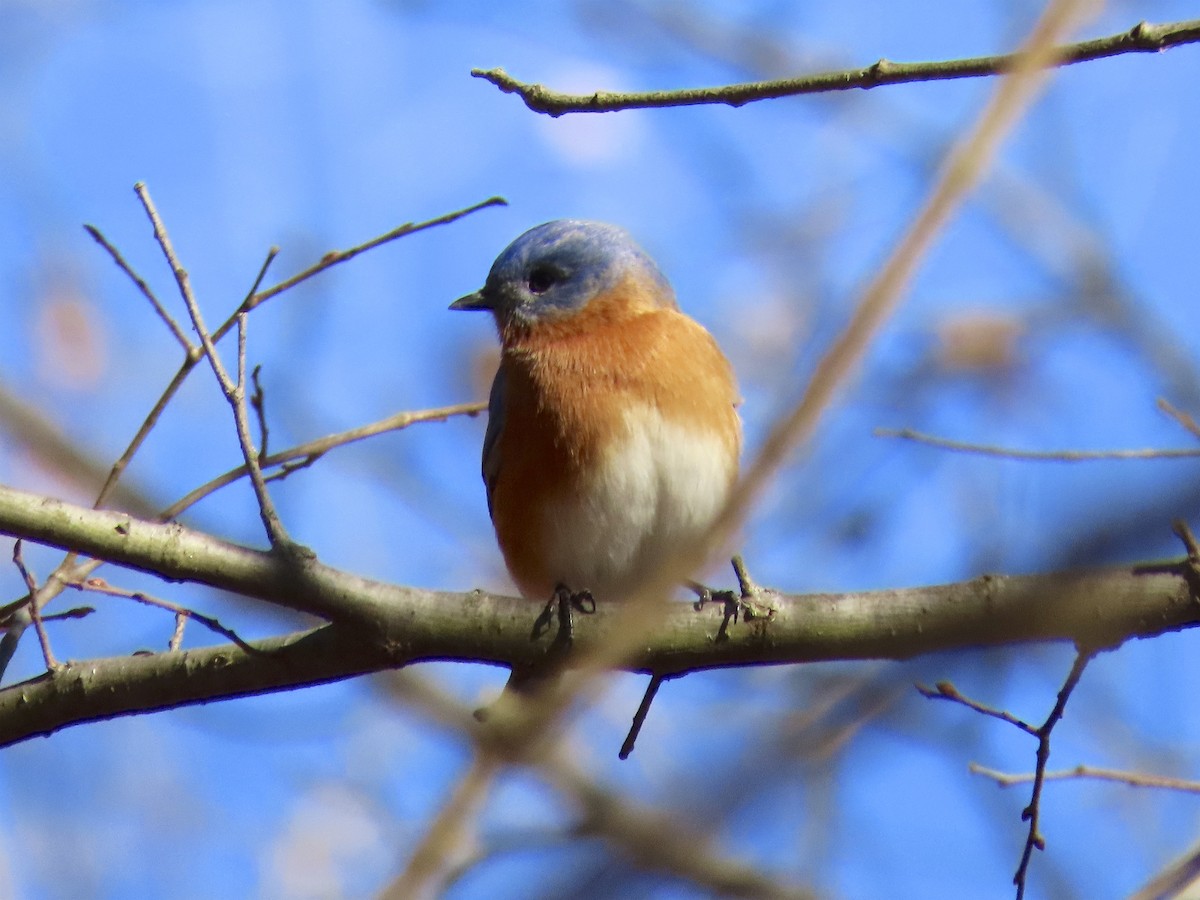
left=452, top=219, right=741, bottom=618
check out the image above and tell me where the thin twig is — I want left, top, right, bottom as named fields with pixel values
left=1173, top=519, right=1200, bottom=563
left=0, top=613, right=28, bottom=683
left=169, top=613, right=186, bottom=652
left=69, top=576, right=263, bottom=655
left=1158, top=397, right=1200, bottom=441
left=12, top=541, right=59, bottom=671
left=234, top=195, right=508, bottom=321
left=924, top=651, right=1097, bottom=899
left=619, top=672, right=665, bottom=760
left=94, top=360, right=198, bottom=511
left=250, top=365, right=269, bottom=459
left=240, top=315, right=291, bottom=546
left=83, top=223, right=194, bottom=352
left=472, top=18, right=1200, bottom=115
left=262, top=456, right=318, bottom=485
left=1014, top=649, right=1094, bottom=899
left=136, top=182, right=292, bottom=548
left=88, top=194, right=501, bottom=514
left=971, top=762, right=1200, bottom=794
left=731, top=554, right=757, bottom=596
left=243, top=246, right=280, bottom=306
left=916, top=681, right=1038, bottom=737
left=876, top=426, right=1200, bottom=460
left=42, top=607, right=94, bottom=622
left=730, top=554, right=776, bottom=619
left=159, top=400, right=484, bottom=520
left=242, top=246, right=278, bottom=462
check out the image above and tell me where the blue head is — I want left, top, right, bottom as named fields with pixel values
left=450, top=220, right=676, bottom=329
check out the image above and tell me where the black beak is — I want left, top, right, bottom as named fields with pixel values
left=449, top=289, right=493, bottom=311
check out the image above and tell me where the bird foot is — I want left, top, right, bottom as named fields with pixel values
left=691, top=556, right=776, bottom=642
left=532, top=583, right=595, bottom=649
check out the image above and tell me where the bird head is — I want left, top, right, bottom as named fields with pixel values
left=450, top=220, right=675, bottom=333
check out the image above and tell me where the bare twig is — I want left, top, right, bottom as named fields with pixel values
left=1158, top=397, right=1200, bottom=441
left=1017, top=651, right=1094, bottom=899
left=25, top=197, right=496, bottom=633
left=472, top=18, right=1200, bottom=115
left=238, top=315, right=292, bottom=545
left=261, top=457, right=318, bottom=486
left=12, top=541, right=59, bottom=671
left=93, top=360, right=197, bottom=511
left=925, top=651, right=1097, bottom=898
left=1173, top=519, right=1200, bottom=563
left=243, top=246, right=280, bottom=306
left=242, top=247, right=278, bottom=462
left=250, top=365, right=269, bottom=459
left=876, top=427, right=1200, bottom=460
left=68, top=576, right=261, bottom=655
left=83, top=223, right=194, bottom=352
left=40, top=607, right=93, bottom=622
left=0, top=613, right=29, bottom=682
left=971, top=762, right=1200, bottom=794
left=731, top=554, right=776, bottom=619
left=159, top=400, right=484, bottom=520
left=238, top=195, right=508, bottom=318
left=618, top=671, right=665, bottom=760
left=917, top=681, right=1038, bottom=737
left=136, top=182, right=292, bottom=548
left=88, top=194, right=502, bottom=515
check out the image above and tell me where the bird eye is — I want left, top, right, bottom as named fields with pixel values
left=527, top=266, right=559, bottom=295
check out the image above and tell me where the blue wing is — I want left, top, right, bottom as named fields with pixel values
left=481, top=365, right=506, bottom=521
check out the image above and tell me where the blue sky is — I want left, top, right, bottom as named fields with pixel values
left=1, top=1, right=1199, bottom=897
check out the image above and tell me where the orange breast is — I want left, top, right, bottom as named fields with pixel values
left=488, top=281, right=741, bottom=600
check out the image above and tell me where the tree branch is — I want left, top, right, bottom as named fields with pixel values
left=136, top=183, right=294, bottom=549
left=0, top=483, right=1196, bottom=748
left=876, top=426, right=1200, bottom=460
left=472, top=18, right=1200, bottom=115
left=159, top=400, right=485, bottom=520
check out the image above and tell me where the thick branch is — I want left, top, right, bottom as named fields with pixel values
left=0, top=626, right=375, bottom=746
left=0, top=483, right=1197, bottom=747
left=472, top=18, right=1200, bottom=115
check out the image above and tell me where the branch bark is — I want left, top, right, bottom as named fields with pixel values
left=0, top=483, right=1196, bottom=747
left=472, top=17, right=1200, bottom=115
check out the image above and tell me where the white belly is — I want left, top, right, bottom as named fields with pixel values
left=538, top=404, right=736, bottom=600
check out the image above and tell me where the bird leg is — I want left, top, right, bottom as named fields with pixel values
left=687, top=578, right=728, bottom=610
left=690, top=556, right=776, bottom=643
left=513, top=583, right=594, bottom=689
left=532, top=583, right=595, bottom=651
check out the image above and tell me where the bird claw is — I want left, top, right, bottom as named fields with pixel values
left=690, top=581, right=735, bottom=613
left=531, top=584, right=594, bottom=648
left=692, top=557, right=777, bottom=642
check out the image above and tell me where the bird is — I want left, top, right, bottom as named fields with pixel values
left=451, top=219, right=741, bottom=668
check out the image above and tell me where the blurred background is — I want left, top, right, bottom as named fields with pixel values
left=0, top=0, right=1199, bottom=897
